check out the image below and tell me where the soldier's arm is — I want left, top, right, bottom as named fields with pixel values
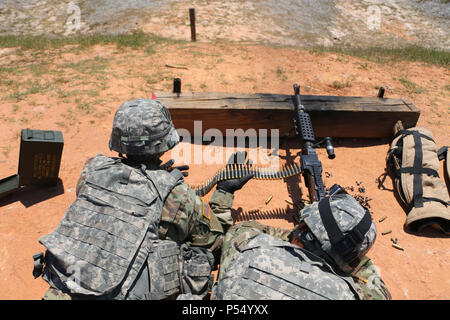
left=351, top=257, right=392, bottom=300
left=159, top=184, right=228, bottom=251
left=208, top=189, right=235, bottom=233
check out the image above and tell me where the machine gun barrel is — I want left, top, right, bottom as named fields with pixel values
left=292, top=83, right=328, bottom=202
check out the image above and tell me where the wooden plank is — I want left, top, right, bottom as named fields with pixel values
left=189, top=8, right=196, bottom=42
left=155, top=92, right=420, bottom=138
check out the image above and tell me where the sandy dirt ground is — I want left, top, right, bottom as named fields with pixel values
left=0, top=41, right=448, bottom=300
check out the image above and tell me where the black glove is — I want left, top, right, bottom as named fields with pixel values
left=161, top=159, right=190, bottom=177
left=216, top=151, right=254, bottom=194
left=173, top=165, right=189, bottom=177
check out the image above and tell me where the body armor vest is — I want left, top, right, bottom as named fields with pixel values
left=39, top=154, right=184, bottom=299
left=212, top=234, right=360, bottom=300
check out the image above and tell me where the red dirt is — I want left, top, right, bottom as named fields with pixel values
left=0, top=42, right=448, bottom=300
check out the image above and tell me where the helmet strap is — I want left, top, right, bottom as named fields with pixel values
left=318, top=197, right=372, bottom=266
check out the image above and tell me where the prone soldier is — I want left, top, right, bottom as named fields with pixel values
left=213, top=193, right=392, bottom=300
left=33, top=99, right=253, bottom=300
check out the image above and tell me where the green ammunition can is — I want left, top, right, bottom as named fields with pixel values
left=18, top=129, right=64, bottom=186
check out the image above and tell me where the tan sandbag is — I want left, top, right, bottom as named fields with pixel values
left=387, top=127, right=450, bottom=234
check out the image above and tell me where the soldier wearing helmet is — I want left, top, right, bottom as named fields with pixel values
left=35, top=99, right=253, bottom=300
left=213, top=193, right=391, bottom=300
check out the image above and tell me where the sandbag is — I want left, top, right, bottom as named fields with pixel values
left=387, top=127, right=450, bottom=234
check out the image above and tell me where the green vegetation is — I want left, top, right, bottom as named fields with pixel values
left=330, top=80, right=352, bottom=90
left=0, top=66, right=21, bottom=76
left=2, top=80, right=52, bottom=102
left=77, top=102, right=95, bottom=114
left=0, top=32, right=183, bottom=52
left=55, top=121, right=67, bottom=128
left=63, top=57, right=110, bottom=75
left=396, top=77, right=427, bottom=94
left=358, top=62, right=370, bottom=70
left=1, top=33, right=447, bottom=68
left=145, top=70, right=174, bottom=85
left=309, top=45, right=450, bottom=68
left=275, top=66, right=287, bottom=81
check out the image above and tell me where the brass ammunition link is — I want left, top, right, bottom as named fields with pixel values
left=192, top=163, right=302, bottom=196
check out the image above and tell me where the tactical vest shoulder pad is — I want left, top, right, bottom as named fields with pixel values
left=212, top=234, right=359, bottom=300
left=240, top=232, right=301, bottom=252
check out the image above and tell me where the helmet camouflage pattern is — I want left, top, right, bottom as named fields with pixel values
left=109, top=99, right=179, bottom=155
left=298, top=194, right=377, bottom=273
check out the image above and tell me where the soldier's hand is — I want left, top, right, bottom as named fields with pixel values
left=161, top=159, right=189, bottom=177
left=173, top=165, right=189, bottom=177
left=217, top=151, right=254, bottom=194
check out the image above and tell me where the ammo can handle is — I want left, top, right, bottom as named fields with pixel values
left=25, top=128, right=33, bottom=139
left=23, top=129, right=55, bottom=140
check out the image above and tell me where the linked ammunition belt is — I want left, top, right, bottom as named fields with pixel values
left=192, top=163, right=302, bottom=196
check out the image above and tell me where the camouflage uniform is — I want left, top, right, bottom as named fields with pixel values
left=76, top=156, right=234, bottom=250
left=42, top=157, right=234, bottom=300
left=217, top=221, right=291, bottom=281
left=40, top=99, right=236, bottom=300
left=213, top=232, right=360, bottom=300
left=216, top=218, right=391, bottom=299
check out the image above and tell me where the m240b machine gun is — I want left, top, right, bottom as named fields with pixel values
left=292, top=83, right=344, bottom=203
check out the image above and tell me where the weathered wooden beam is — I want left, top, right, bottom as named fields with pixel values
left=189, top=8, right=196, bottom=42
left=156, top=92, right=420, bottom=138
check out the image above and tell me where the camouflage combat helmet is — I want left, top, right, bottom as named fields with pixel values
left=109, top=99, right=179, bottom=155
left=295, top=193, right=377, bottom=274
